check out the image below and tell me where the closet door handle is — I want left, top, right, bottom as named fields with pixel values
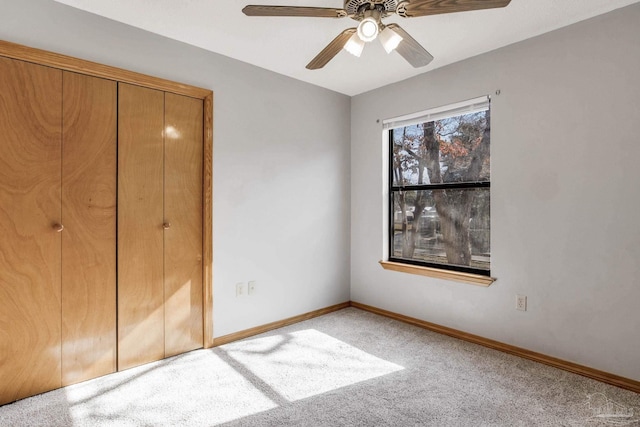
left=162, top=222, right=171, bottom=230
left=52, top=223, right=64, bottom=232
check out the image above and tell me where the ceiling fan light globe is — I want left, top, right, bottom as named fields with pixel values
left=379, top=26, right=403, bottom=53
left=357, top=18, right=379, bottom=42
left=344, top=33, right=365, bottom=57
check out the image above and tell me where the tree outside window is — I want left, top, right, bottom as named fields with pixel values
left=388, top=99, right=490, bottom=275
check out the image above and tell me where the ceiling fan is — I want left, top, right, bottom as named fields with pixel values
left=242, top=0, right=512, bottom=70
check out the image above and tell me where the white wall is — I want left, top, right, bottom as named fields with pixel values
left=0, top=0, right=351, bottom=337
left=351, top=3, right=640, bottom=381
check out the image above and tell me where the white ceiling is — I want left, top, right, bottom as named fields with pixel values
left=54, top=0, right=640, bottom=96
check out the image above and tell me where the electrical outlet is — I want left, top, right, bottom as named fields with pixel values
left=516, top=295, right=527, bottom=311
left=236, top=282, right=245, bottom=297
left=248, top=280, right=256, bottom=296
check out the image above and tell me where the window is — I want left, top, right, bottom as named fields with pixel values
left=384, top=97, right=491, bottom=277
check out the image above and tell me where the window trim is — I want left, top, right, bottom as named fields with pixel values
left=379, top=261, right=495, bottom=286
left=385, top=97, right=492, bottom=280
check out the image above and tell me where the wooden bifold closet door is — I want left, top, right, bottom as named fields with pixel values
left=0, top=59, right=116, bottom=403
left=61, top=72, right=117, bottom=386
left=118, top=83, right=203, bottom=370
left=0, top=41, right=210, bottom=404
left=0, top=57, right=63, bottom=404
left=164, top=92, right=204, bottom=358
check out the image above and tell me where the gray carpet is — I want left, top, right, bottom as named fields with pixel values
left=1, top=307, right=639, bottom=426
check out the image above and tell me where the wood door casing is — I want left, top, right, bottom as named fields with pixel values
left=117, top=83, right=165, bottom=371
left=0, top=57, right=62, bottom=405
left=61, top=72, right=117, bottom=385
left=164, top=93, right=204, bottom=357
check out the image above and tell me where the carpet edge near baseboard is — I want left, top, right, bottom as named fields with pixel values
left=212, top=302, right=350, bottom=346
left=350, top=301, right=640, bottom=395
left=211, top=300, right=639, bottom=394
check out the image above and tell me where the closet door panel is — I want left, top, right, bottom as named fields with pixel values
left=0, top=57, right=62, bottom=404
left=118, top=83, right=165, bottom=370
left=164, top=93, right=204, bottom=357
left=61, top=72, right=117, bottom=385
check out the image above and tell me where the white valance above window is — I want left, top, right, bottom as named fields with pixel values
left=382, top=95, right=490, bottom=130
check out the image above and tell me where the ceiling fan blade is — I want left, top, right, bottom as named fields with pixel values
left=306, top=28, right=356, bottom=70
left=386, top=24, right=434, bottom=68
left=398, top=0, right=511, bottom=18
left=242, top=5, right=347, bottom=18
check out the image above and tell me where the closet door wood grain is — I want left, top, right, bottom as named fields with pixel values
left=61, top=72, right=117, bottom=385
left=117, top=83, right=165, bottom=370
left=164, top=93, right=204, bottom=357
left=0, top=57, right=62, bottom=405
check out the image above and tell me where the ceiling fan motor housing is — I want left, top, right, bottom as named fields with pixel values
left=345, top=0, right=397, bottom=19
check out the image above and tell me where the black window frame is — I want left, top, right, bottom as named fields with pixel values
left=387, top=115, right=491, bottom=277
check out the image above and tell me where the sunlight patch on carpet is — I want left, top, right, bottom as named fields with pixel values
left=63, top=351, right=278, bottom=426
left=0, top=328, right=404, bottom=426
left=222, top=329, right=405, bottom=402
